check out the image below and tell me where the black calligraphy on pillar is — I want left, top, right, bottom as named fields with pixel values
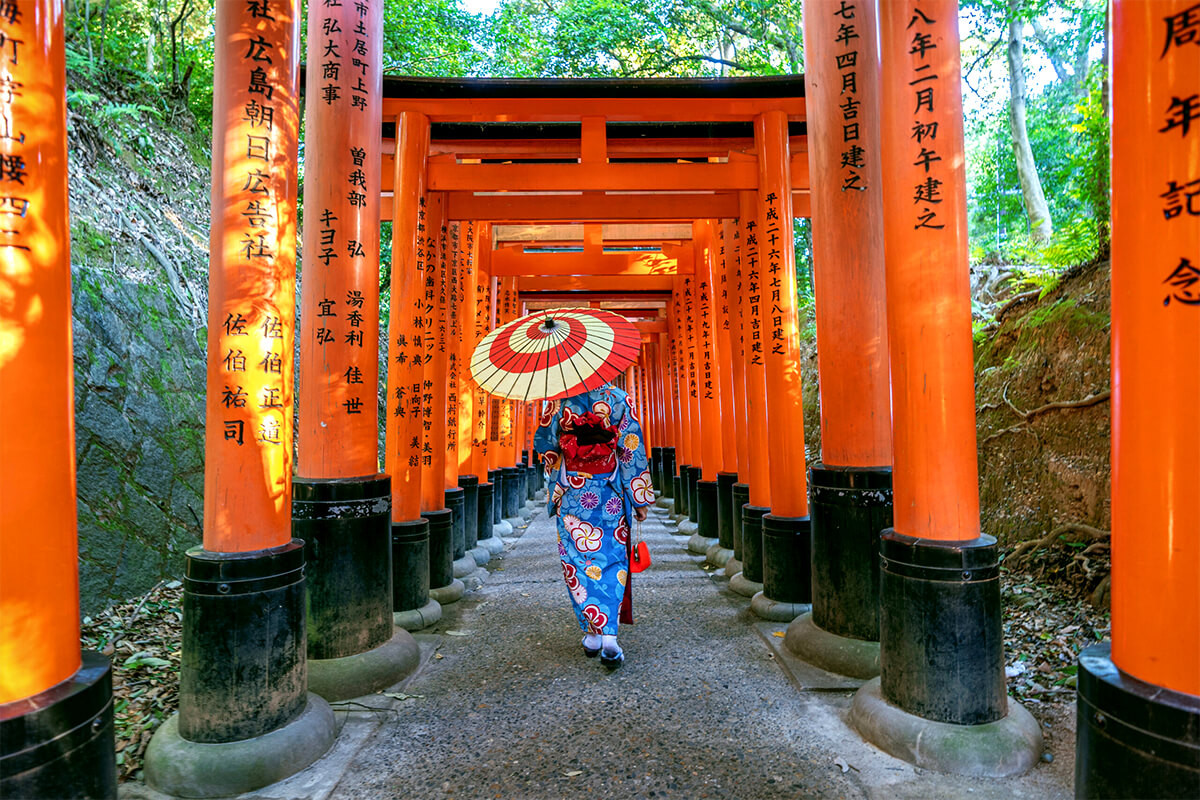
left=699, top=276, right=714, bottom=401
left=1157, top=8, right=1200, bottom=306
left=219, top=3, right=287, bottom=447
left=763, top=193, right=786, bottom=357
left=744, top=218, right=763, bottom=366
left=905, top=6, right=946, bottom=232
left=833, top=0, right=868, bottom=191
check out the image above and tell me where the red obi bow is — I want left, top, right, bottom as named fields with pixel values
left=559, top=412, right=619, bottom=473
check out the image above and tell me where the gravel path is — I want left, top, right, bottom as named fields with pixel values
left=323, top=505, right=1075, bottom=800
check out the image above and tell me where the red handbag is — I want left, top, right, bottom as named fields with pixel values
left=630, top=522, right=651, bottom=573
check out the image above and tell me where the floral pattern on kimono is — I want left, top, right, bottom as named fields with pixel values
left=535, top=385, right=652, bottom=635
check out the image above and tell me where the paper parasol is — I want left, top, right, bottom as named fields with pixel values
left=469, top=308, right=641, bottom=401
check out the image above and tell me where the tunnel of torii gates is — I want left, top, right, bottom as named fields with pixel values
left=0, top=0, right=1196, bottom=797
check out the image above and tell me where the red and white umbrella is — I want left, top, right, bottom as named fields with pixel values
left=469, top=308, right=641, bottom=401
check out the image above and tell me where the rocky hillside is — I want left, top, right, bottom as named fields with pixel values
left=799, top=259, right=1112, bottom=602
left=67, top=73, right=211, bottom=612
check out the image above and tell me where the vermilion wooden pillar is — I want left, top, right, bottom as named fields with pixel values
left=787, top=0, right=893, bottom=679
left=849, top=0, right=1041, bottom=777
left=496, top=277, right=523, bottom=525
left=145, top=1, right=337, bottom=794
left=1075, top=3, right=1200, bottom=795
left=0, top=2, right=116, bottom=793
left=692, top=219, right=726, bottom=561
left=441, top=223, right=474, bottom=580
left=710, top=218, right=740, bottom=567
left=669, top=287, right=691, bottom=518
left=456, top=221, right=488, bottom=566
left=723, top=216, right=751, bottom=579
left=419, top=195, right=461, bottom=605
left=292, top=0, right=414, bottom=701
left=751, top=111, right=812, bottom=623
left=732, top=191, right=773, bottom=601
left=385, top=113, right=440, bottom=633
left=385, top=112, right=429, bottom=524
left=656, top=331, right=677, bottom=500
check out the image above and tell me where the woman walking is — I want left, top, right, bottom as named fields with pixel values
left=535, top=383, right=654, bottom=669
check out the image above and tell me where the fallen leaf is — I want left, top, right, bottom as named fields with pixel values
left=771, top=631, right=785, bottom=638
left=434, top=653, right=444, bottom=659
left=834, top=757, right=858, bottom=773
left=446, top=630, right=470, bottom=636
left=564, top=770, right=583, bottom=777
left=520, top=592, right=531, bottom=597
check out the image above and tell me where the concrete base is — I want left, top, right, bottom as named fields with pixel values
left=724, top=557, right=743, bottom=578
left=729, top=572, right=762, bottom=598
left=520, top=506, right=534, bottom=521
left=494, top=520, right=513, bottom=537
left=144, top=693, right=336, bottom=798
left=535, top=489, right=547, bottom=501
left=307, top=628, right=421, bottom=703
left=655, top=496, right=674, bottom=511
left=453, top=555, right=477, bottom=579
left=784, top=612, right=880, bottom=680
left=705, top=543, right=733, bottom=568
left=850, top=678, right=1042, bottom=778
left=687, top=533, right=716, bottom=555
left=429, top=578, right=465, bottom=606
left=503, top=516, right=525, bottom=531
left=478, top=535, right=505, bottom=556
left=469, top=545, right=490, bottom=567
left=393, top=598, right=442, bottom=632
left=677, top=519, right=698, bottom=535
left=750, top=591, right=810, bottom=622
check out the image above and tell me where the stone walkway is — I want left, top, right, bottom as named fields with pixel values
left=138, top=502, right=1076, bottom=800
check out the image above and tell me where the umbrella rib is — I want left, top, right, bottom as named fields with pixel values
left=471, top=322, right=551, bottom=393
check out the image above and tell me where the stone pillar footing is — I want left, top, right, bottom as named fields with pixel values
left=729, top=572, right=762, bottom=598
left=1074, top=642, right=1200, bottom=799
left=479, top=535, right=505, bottom=555
left=0, top=651, right=117, bottom=800
left=494, top=520, right=514, bottom=537
left=144, top=694, right=336, bottom=798
left=750, top=591, right=810, bottom=622
left=785, top=612, right=880, bottom=680
left=429, top=578, right=465, bottom=606
left=468, top=545, right=490, bottom=567
left=705, top=543, right=734, bottom=568
left=452, top=554, right=478, bottom=579
left=686, top=532, right=715, bottom=554
left=393, top=598, right=442, bottom=632
left=723, top=557, right=743, bottom=578
left=307, top=627, right=420, bottom=702
left=850, top=678, right=1041, bottom=778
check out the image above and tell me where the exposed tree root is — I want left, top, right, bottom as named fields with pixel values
left=980, top=384, right=1110, bottom=445
left=1006, top=522, right=1109, bottom=564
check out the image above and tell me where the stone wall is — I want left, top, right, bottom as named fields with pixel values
left=72, top=267, right=206, bottom=613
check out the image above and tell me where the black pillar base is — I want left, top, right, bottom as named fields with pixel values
left=0, top=651, right=116, bottom=800
left=445, top=487, right=466, bottom=561
left=458, top=475, right=479, bottom=551
left=1075, top=643, right=1200, bottom=799
left=476, top=482, right=501, bottom=552
left=688, top=479, right=718, bottom=555
left=810, top=465, right=893, bottom=643
left=752, top=515, right=811, bottom=621
left=292, top=475, right=393, bottom=661
left=488, top=469, right=503, bottom=524
left=525, top=465, right=536, bottom=501
left=662, top=448, right=676, bottom=499
left=178, top=541, right=308, bottom=742
left=879, top=530, right=1006, bottom=724
left=501, top=467, right=522, bottom=519
left=422, top=508, right=455, bottom=591
left=650, top=447, right=663, bottom=493
left=391, top=518, right=431, bottom=614
left=740, top=505, right=770, bottom=584
left=715, top=472, right=738, bottom=550
left=731, top=483, right=751, bottom=559
left=687, top=465, right=702, bottom=523
left=517, top=464, right=530, bottom=504
left=674, top=468, right=689, bottom=516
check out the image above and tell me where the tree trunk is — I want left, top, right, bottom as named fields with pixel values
left=1007, top=11, right=1053, bottom=245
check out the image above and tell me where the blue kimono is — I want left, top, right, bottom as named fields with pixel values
left=534, top=385, right=654, bottom=636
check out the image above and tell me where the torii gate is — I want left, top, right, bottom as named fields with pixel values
left=0, top=1, right=1195, bottom=799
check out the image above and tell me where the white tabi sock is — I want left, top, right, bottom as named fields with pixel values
left=583, top=633, right=601, bottom=650
left=601, top=634, right=620, bottom=654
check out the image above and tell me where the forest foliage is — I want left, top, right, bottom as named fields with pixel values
left=63, top=0, right=1109, bottom=301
